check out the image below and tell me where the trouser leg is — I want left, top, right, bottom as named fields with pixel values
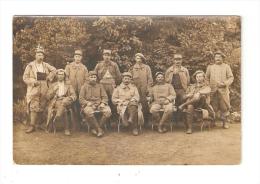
left=185, top=104, right=194, bottom=134
left=127, top=105, right=138, bottom=129
left=25, top=111, right=38, bottom=133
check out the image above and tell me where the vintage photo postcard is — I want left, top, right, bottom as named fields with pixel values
left=13, top=15, right=241, bottom=165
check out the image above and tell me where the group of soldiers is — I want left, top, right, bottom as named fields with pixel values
left=23, top=45, right=234, bottom=137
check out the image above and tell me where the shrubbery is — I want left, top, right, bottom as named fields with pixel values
left=13, top=16, right=241, bottom=111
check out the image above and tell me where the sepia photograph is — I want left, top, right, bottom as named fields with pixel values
left=13, top=15, right=241, bottom=165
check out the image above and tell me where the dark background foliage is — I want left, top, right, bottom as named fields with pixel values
left=13, top=16, right=241, bottom=111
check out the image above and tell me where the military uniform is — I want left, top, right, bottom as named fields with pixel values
left=165, top=58, right=190, bottom=123
left=149, top=74, right=176, bottom=132
left=112, top=72, right=141, bottom=135
left=23, top=46, right=56, bottom=133
left=65, top=50, right=89, bottom=131
left=94, top=60, right=121, bottom=98
left=46, top=70, right=77, bottom=135
left=79, top=71, right=111, bottom=137
left=180, top=70, right=213, bottom=134
left=129, top=53, right=153, bottom=127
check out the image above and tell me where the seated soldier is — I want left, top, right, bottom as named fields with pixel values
left=46, top=69, right=77, bottom=136
left=79, top=71, right=111, bottom=137
left=112, top=72, right=140, bottom=136
left=148, top=72, right=176, bottom=133
left=179, top=70, right=214, bottom=134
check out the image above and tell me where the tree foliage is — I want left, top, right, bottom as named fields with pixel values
left=13, top=16, right=241, bottom=110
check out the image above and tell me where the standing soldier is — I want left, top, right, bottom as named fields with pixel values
left=112, top=72, right=140, bottom=136
left=206, top=51, right=234, bottom=129
left=129, top=53, right=153, bottom=127
left=148, top=72, right=176, bottom=133
left=23, top=45, right=56, bottom=133
left=79, top=71, right=112, bottom=137
left=95, top=49, right=121, bottom=98
left=165, top=54, right=190, bottom=123
left=94, top=49, right=121, bottom=124
left=46, top=69, right=77, bottom=136
left=179, top=70, right=213, bottom=134
left=65, top=48, right=88, bottom=130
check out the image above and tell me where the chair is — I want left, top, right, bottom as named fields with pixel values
left=151, top=108, right=176, bottom=132
left=117, top=103, right=143, bottom=133
left=81, top=110, right=108, bottom=133
left=183, top=108, right=214, bottom=132
left=46, top=107, right=73, bottom=134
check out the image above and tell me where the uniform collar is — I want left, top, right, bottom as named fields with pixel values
left=120, top=83, right=131, bottom=89
left=169, top=65, right=186, bottom=72
left=133, top=63, right=145, bottom=69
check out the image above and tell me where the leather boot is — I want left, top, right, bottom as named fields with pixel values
left=86, top=116, right=100, bottom=135
left=158, top=111, right=171, bottom=133
left=99, top=115, right=108, bottom=129
left=186, top=108, right=194, bottom=134
left=25, top=112, right=38, bottom=133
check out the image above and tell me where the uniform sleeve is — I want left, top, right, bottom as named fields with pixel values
left=224, top=65, right=234, bottom=86
left=62, top=85, right=77, bottom=106
left=185, top=68, right=190, bottom=85
left=131, top=86, right=140, bottom=102
left=147, top=86, right=154, bottom=102
left=46, top=84, right=57, bottom=101
left=112, top=87, right=120, bottom=105
left=23, top=64, right=36, bottom=86
left=114, top=63, right=122, bottom=85
left=205, top=65, right=211, bottom=83
left=45, top=63, right=56, bottom=82
left=166, top=84, right=176, bottom=102
left=79, top=85, right=88, bottom=107
left=100, top=85, right=108, bottom=104
left=147, top=65, right=153, bottom=88
left=84, top=65, right=89, bottom=83
left=165, top=68, right=171, bottom=84
left=94, top=63, right=101, bottom=81
left=65, top=64, right=70, bottom=81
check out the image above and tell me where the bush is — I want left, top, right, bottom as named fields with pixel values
left=13, top=16, right=241, bottom=110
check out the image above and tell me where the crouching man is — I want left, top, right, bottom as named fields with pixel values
left=148, top=72, right=176, bottom=133
left=79, top=71, right=111, bottom=137
left=178, top=70, right=214, bottom=134
left=46, top=69, right=77, bottom=136
left=112, top=72, right=140, bottom=136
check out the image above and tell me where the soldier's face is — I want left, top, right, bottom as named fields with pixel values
left=214, top=54, right=223, bottom=64
left=35, top=53, right=44, bottom=61
left=57, top=73, right=65, bottom=81
left=103, top=54, right=111, bottom=62
left=156, top=74, right=164, bottom=83
left=89, top=75, right=97, bottom=84
left=196, top=73, right=205, bottom=83
left=174, top=58, right=182, bottom=67
left=74, top=54, right=82, bottom=63
left=135, top=56, right=142, bottom=63
left=122, top=76, right=131, bottom=85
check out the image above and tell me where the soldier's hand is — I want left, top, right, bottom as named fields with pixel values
left=34, top=81, right=40, bottom=87
left=164, top=99, right=170, bottom=105
left=87, top=102, right=93, bottom=106
left=217, top=82, right=226, bottom=88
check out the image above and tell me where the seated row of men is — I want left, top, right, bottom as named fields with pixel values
left=23, top=46, right=234, bottom=137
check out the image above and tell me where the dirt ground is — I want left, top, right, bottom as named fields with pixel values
left=13, top=121, right=241, bottom=165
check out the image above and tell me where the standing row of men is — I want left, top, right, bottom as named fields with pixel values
left=23, top=45, right=234, bottom=137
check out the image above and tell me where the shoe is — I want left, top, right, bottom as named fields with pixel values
left=186, top=128, right=192, bottom=134
left=158, top=126, right=167, bottom=133
left=25, top=126, right=35, bottom=133
left=64, top=129, right=71, bottom=136
left=91, top=129, right=98, bottom=135
left=223, top=122, right=230, bottom=129
left=97, top=128, right=104, bottom=137
left=132, top=128, right=139, bottom=136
